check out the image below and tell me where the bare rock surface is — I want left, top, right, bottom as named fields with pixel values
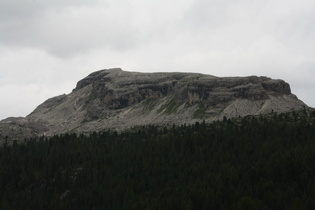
left=0, top=68, right=307, bottom=143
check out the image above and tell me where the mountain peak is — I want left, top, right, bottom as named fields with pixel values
left=0, top=68, right=307, bottom=143
left=74, top=68, right=123, bottom=91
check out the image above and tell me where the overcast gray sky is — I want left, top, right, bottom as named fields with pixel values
left=1, top=0, right=314, bottom=120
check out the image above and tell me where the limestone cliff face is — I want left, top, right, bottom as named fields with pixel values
left=72, top=69, right=292, bottom=110
left=0, top=68, right=307, bottom=143
left=67, top=68, right=299, bottom=121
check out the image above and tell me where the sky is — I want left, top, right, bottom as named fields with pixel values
left=1, top=0, right=315, bottom=120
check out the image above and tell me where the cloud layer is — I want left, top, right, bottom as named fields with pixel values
left=1, top=0, right=315, bottom=119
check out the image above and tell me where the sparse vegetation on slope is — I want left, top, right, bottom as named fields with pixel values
left=193, top=103, right=208, bottom=118
left=157, top=99, right=179, bottom=115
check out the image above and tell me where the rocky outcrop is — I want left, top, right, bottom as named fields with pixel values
left=0, top=68, right=307, bottom=144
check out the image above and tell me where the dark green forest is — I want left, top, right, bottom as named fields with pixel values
left=1, top=110, right=315, bottom=209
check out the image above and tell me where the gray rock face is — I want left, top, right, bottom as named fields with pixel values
left=0, top=68, right=307, bottom=143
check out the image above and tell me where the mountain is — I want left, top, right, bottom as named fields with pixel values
left=0, top=68, right=307, bottom=143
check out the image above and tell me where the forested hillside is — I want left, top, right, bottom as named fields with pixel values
left=1, top=110, right=315, bottom=209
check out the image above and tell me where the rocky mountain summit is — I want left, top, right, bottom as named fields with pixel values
left=0, top=68, right=307, bottom=143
